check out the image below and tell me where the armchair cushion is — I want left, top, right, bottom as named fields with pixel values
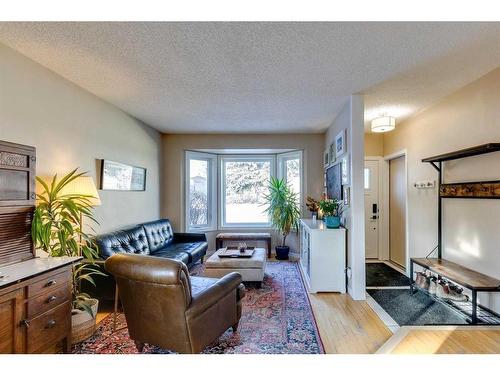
left=186, top=272, right=243, bottom=319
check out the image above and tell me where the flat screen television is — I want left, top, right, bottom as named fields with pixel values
left=326, top=162, right=342, bottom=201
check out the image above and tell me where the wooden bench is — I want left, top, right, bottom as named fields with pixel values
left=215, top=233, right=272, bottom=258
left=410, top=257, right=500, bottom=324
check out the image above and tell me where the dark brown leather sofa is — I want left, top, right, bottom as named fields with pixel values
left=105, top=253, right=245, bottom=353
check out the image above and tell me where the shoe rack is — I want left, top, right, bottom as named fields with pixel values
left=410, top=143, right=500, bottom=325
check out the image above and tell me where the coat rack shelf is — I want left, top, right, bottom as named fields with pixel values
left=409, top=143, right=500, bottom=325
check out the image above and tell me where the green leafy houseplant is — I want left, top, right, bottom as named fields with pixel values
left=32, top=169, right=104, bottom=317
left=263, top=177, right=301, bottom=260
left=318, top=198, right=344, bottom=228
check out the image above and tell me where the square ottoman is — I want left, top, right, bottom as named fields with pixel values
left=204, top=247, right=266, bottom=287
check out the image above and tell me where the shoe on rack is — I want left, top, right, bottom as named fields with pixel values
left=447, top=284, right=469, bottom=302
left=415, top=271, right=422, bottom=285
left=436, top=279, right=450, bottom=299
left=428, top=276, right=437, bottom=295
left=415, top=272, right=424, bottom=287
left=418, top=272, right=430, bottom=290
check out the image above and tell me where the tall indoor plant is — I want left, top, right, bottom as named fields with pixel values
left=264, top=177, right=301, bottom=260
left=32, top=169, right=104, bottom=343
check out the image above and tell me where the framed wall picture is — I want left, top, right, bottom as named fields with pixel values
left=326, top=162, right=343, bottom=201
left=343, top=186, right=350, bottom=206
left=341, top=155, right=350, bottom=185
left=335, top=129, right=346, bottom=158
left=329, top=142, right=336, bottom=164
left=324, top=149, right=330, bottom=168
left=100, top=159, right=147, bottom=191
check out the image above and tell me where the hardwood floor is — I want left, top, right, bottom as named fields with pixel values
left=308, top=292, right=393, bottom=354
left=91, top=270, right=500, bottom=355
left=377, top=326, right=500, bottom=354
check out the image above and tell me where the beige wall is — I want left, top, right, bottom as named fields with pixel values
left=365, top=133, right=384, bottom=156
left=383, top=67, right=500, bottom=313
left=0, top=43, right=162, bottom=234
left=161, top=133, right=325, bottom=252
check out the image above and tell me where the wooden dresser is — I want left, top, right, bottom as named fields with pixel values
left=0, top=140, right=80, bottom=353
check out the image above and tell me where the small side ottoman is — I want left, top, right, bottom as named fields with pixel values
left=204, top=248, right=266, bottom=287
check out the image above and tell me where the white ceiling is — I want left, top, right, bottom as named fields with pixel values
left=1, top=22, right=500, bottom=134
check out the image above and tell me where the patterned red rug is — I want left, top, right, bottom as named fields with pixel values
left=73, top=261, right=324, bottom=354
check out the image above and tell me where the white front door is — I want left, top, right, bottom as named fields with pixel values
left=364, top=160, right=379, bottom=259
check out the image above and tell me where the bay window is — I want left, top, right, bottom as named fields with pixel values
left=185, top=150, right=303, bottom=231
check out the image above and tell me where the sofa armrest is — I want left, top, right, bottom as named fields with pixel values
left=186, top=272, right=242, bottom=319
left=174, top=232, right=207, bottom=243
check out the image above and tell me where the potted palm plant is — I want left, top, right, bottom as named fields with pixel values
left=264, top=177, right=301, bottom=260
left=32, top=169, right=105, bottom=344
left=318, top=198, right=344, bottom=228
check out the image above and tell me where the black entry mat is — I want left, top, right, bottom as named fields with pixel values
left=368, top=289, right=468, bottom=326
left=366, top=263, right=409, bottom=287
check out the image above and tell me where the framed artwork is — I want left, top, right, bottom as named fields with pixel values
left=343, top=186, right=350, bottom=206
left=100, top=159, right=147, bottom=191
left=335, top=129, right=346, bottom=158
left=325, top=162, right=343, bottom=201
left=324, top=150, right=330, bottom=168
left=341, top=155, right=350, bottom=185
left=329, top=142, right=336, bottom=164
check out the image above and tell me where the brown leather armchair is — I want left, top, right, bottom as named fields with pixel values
left=105, top=253, right=245, bottom=353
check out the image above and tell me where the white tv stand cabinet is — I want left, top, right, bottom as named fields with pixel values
left=299, top=219, right=346, bottom=293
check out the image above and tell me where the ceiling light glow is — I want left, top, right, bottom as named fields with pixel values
left=371, top=116, right=396, bottom=133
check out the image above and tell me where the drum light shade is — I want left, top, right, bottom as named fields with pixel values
left=371, top=116, right=396, bottom=133
left=60, top=176, right=101, bottom=206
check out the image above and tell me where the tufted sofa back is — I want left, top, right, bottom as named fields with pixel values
left=96, top=226, right=150, bottom=259
left=142, top=219, right=174, bottom=253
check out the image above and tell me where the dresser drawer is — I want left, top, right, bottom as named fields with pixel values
left=26, top=302, right=71, bottom=353
left=27, top=268, right=70, bottom=298
left=27, top=285, right=71, bottom=319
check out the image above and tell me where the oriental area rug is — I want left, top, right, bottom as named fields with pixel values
left=73, top=261, right=324, bottom=354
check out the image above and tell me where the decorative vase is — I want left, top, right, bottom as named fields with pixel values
left=71, top=298, right=99, bottom=344
left=324, top=216, right=340, bottom=229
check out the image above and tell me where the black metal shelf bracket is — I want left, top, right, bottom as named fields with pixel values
left=429, top=161, right=441, bottom=172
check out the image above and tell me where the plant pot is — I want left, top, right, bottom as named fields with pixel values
left=275, top=245, right=290, bottom=260
left=324, top=216, right=340, bottom=229
left=71, top=298, right=99, bottom=344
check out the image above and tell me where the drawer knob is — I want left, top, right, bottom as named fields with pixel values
left=46, top=279, right=57, bottom=287
left=46, top=319, right=56, bottom=329
left=46, top=295, right=57, bottom=303
left=20, top=319, right=30, bottom=328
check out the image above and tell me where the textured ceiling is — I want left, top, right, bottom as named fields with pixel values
left=1, top=22, right=500, bottom=133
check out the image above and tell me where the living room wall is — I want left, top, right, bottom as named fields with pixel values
left=0, top=43, right=162, bottom=234
left=383, top=67, right=500, bottom=313
left=161, top=133, right=324, bottom=252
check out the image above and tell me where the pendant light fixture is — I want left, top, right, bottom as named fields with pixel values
left=371, top=115, right=396, bottom=133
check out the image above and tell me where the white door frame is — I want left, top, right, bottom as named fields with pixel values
left=383, top=149, right=410, bottom=275
left=364, top=156, right=384, bottom=260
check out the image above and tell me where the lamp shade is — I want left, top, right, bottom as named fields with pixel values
left=60, top=176, right=101, bottom=206
left=371, top=116, right=396, bottom=133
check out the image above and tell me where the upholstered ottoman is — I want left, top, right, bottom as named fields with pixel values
left=204, top=248, right=266, bottom=287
